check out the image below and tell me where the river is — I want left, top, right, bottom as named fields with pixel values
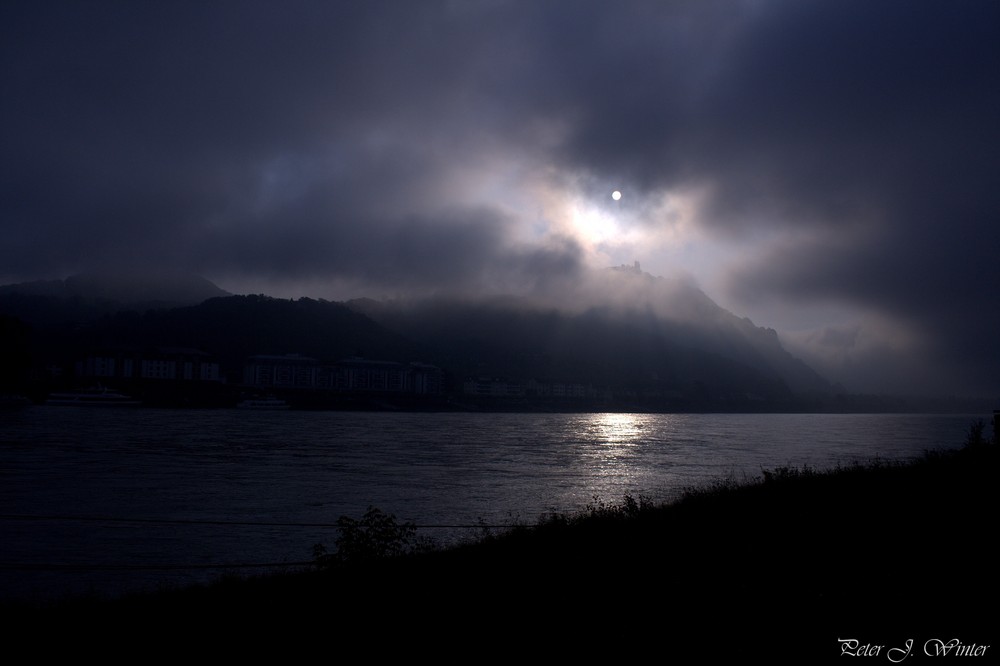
left=0, top=406, right=984, bottom=603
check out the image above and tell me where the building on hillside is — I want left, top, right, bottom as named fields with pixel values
left=406, top=362, right=443, bottom=395
left=335, top=357, right=404, bottom=392
left=462, top=377, right=525, bottom=398
left=243, top=354, right=319, bottom=389
left=242, top=355, right=442, bottom=395
left=77, top=347, right=221, bottom=382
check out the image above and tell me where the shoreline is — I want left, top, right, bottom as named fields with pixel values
left=5, top=438, right=995, bottom=659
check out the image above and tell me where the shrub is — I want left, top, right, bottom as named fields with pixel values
left=313, top=506, right=426, bottom=568
left=966, top=419, right=988, bottom=448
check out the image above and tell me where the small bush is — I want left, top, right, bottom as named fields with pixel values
left=313, top=506, right=430, bottom=568
left=582, top=493, right=653, bottom=520
left=760, top=464, right=816, bottom=483
left=966, top=419, right=988, bottom=448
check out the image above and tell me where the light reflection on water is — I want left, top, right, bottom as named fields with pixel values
left=566, top=413, right=656, bottom=504
left=0, top=407, right=983, bottom=601
left=587, top=412, right=649, bottom=446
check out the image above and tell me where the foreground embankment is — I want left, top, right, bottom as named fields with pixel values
left=5, top=440, right=995, bottom=661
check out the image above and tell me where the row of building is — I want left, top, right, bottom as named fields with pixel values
left=76, top=350, right=612, bottom=400
left=243, top=354, right=442, bottom=395
left=77, top=348, right=222, bottom=382
left=77, top=349, right=443, bottom=395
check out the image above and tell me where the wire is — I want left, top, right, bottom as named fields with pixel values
left=0, top=513, right=523, bottom=572
left=0, top=561, right=314, bottom=572
left=0, top=513, right=514, bottom=529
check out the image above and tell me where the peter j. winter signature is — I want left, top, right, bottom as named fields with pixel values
left=838, top=638, right=990, bottom=661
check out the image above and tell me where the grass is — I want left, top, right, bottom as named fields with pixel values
left=4, top=433, right=996, bottom=660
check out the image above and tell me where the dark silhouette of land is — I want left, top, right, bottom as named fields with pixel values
left=5, top=436, right=994, bottom=660
left=2, top=272, right=991, bottom=412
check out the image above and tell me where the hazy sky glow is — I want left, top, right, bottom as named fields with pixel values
left=2, top=0, right=998, bottom=397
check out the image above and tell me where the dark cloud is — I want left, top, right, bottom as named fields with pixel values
left=1, top=0, right=997, bottom=396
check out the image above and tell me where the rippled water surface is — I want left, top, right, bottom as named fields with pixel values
left=0, top=407, right=981, bottom=601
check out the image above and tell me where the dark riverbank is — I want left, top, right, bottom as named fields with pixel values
left=5, top=438, right=995, bottom=661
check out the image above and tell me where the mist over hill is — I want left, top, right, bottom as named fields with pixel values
left=348, top=265, right=833, bottom=404
left=0, top=272, right=231, bottom=325
left=1, top=268, right=841, bottom=408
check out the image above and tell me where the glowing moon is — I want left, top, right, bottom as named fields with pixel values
left=611, top=190, right=622, bottom=201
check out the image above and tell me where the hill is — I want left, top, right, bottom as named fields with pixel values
left=349, top=265, right=832, bottom=407
left=0, top=271, right=230, bottom=326
left=86, top=294, right=421, bottom=374
left=1, top=267, right=834, bottom=408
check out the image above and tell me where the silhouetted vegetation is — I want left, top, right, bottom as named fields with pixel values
left=313, top=506, right=431, bottom=567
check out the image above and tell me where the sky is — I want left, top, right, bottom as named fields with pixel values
left=2, top=0, right=998, bottom=398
